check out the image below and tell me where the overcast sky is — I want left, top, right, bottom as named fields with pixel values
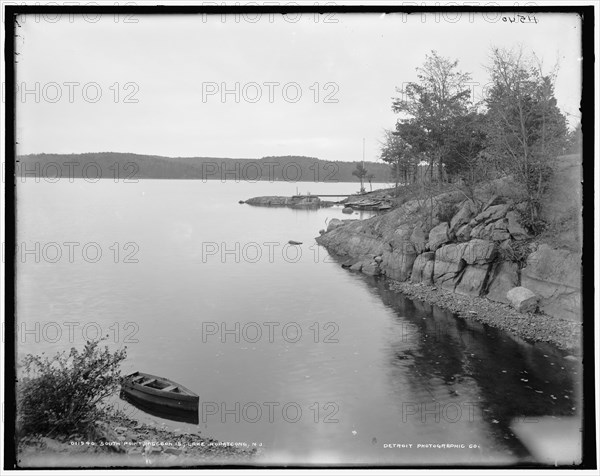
left=15, top=10, right=582, bottom=162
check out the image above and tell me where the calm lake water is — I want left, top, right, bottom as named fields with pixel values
left=16, top=179, right=581, bottom=466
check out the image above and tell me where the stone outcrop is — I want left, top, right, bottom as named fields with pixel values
left=245, top=195, right=333, bottom=208
left=450, top=199, right=477, bottom=232
left=428, top=222, right=450, bottom=251
left=382, top=249, right=417, bottom=281
left=327, top=218, right=357, bottom=232
left=507, top=286, right=539, bottom=313
left=410, top=252, right=435, bottom=285
left=486, top=261, right=519, bottom=304
left=316, top=185, right=581, bottom=321
left=432, top=239, right=496, bottom=295
left=469, top=204, right=510, bottom=227
left=456, top=224, right=472, bottom=242
left=521, top=244, right=581, bottom=321
left=410, top=221, right=429, bottom=254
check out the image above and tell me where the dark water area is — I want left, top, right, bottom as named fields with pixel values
left=363, top=276, right=581, bottom=463
left=16, top=179, right=582, bottom=466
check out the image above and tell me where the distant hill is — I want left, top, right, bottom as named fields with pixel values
left=15, top=153, right=392, bottom=183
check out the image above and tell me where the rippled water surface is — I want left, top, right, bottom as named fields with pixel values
left=16, top=179, right=581, bottom=465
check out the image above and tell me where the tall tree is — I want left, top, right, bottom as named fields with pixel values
left=392, top=50, right=472, bottom=183
left=484, top=47, right=568, bottom=232
left=352, top=163, right=368, bottom=193
left=379, top=129, right=415, bottom=195
left=444, top=111, right=488, bottom=203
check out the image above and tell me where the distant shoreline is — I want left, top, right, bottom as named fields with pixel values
left=15, top=152, right=393, bottom=183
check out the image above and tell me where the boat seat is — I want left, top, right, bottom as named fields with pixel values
left=140, top=379, right=156, bottom=386
left=162, top=385, right=178, bottom=392
left=131, top=375, right=144, bottom=382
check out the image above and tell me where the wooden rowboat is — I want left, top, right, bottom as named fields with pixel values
left=121, top=371, right=199, bottom=412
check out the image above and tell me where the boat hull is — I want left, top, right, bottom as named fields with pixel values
left=121, top=372, right=199, bottom=412
left=119, top=391, right=199, bottom=423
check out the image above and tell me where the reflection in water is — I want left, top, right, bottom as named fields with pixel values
left=361, top=275, right=581, bottom=464
left=119, top=391, right=199, bottom=425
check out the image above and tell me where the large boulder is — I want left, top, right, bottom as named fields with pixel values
left=428, top=222, right=450, bottom=251
left=381, top=248, right=417, bottom=282
left=491, top=219, right=511, bottom=242
left=469, top=203, right=510, bottom=227
left=470, top=222, right=486, bottom=239
left=450, top=200, right=477, bottom=232
left=433, top=240, right=496, bottom=294
left=454, top=264, right=492, bottom=297
left=410, top=252, right=435, bottom=284
left=409, top=221, right=429, bottom=254
left=456, top=224, right=472, bottom=242
left=389, top=224, right=414, bottom=251
left=433, top=244, right=466, bottom=291
left=505, top=211, right=530, bottom=241
left=461, top=239, right=497, bottom=265
left=521, top=244, right=581, bottom=321
left=327, top=218, right=344, bottom=232
left=486, top=261, right=520, bottom=304
left=507, top=286, right=539, bottom=313
left=361, top=261, right=381, bottom=276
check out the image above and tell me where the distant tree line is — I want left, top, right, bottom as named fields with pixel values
left=15, top=153, right=392, bottom=183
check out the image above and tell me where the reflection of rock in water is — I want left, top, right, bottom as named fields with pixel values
left=360, top=275, right=581, bottom=462
left=120, top=391, right=199, bottom=425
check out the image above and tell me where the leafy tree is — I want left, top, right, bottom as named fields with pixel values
left=484, top=47, right=568, bottom=233
left=565, top=122, right=582, bottom=154
left=18, top=338, right=127, bottom=438
left=444, top=111, right=489, bottom=204
left=392, top=50, right=473, bottom=184
left=352, top=163, right=368, bottom=193
left=379, top=129, right=415, bottom=195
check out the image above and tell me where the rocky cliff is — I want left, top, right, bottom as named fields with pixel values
left=316, top=188, right=582, bottom=322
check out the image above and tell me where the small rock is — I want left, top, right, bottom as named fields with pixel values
left=147, top=446, right=162, bottom=455
left=361, top=262, right=380, bottom=276
left=342, top=207, right=354, bottom=214
left=164, top=447, right=182, bottom=455
left=350, top=261, right=363, bottom=272
left=114, top=427, right=128, bottom=433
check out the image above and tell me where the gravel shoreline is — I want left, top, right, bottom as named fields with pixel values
left=18, top=412, right=257, bottom=467
left=388, top=280, right=581, bottom=354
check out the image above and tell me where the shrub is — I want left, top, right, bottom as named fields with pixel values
left=435, top=200, right=459, bottom=224
left=497, top=239, right=533, bottom=268
left=17, top=338, right=127, bottom=438
left=517, top=203, right=547, bottom=235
